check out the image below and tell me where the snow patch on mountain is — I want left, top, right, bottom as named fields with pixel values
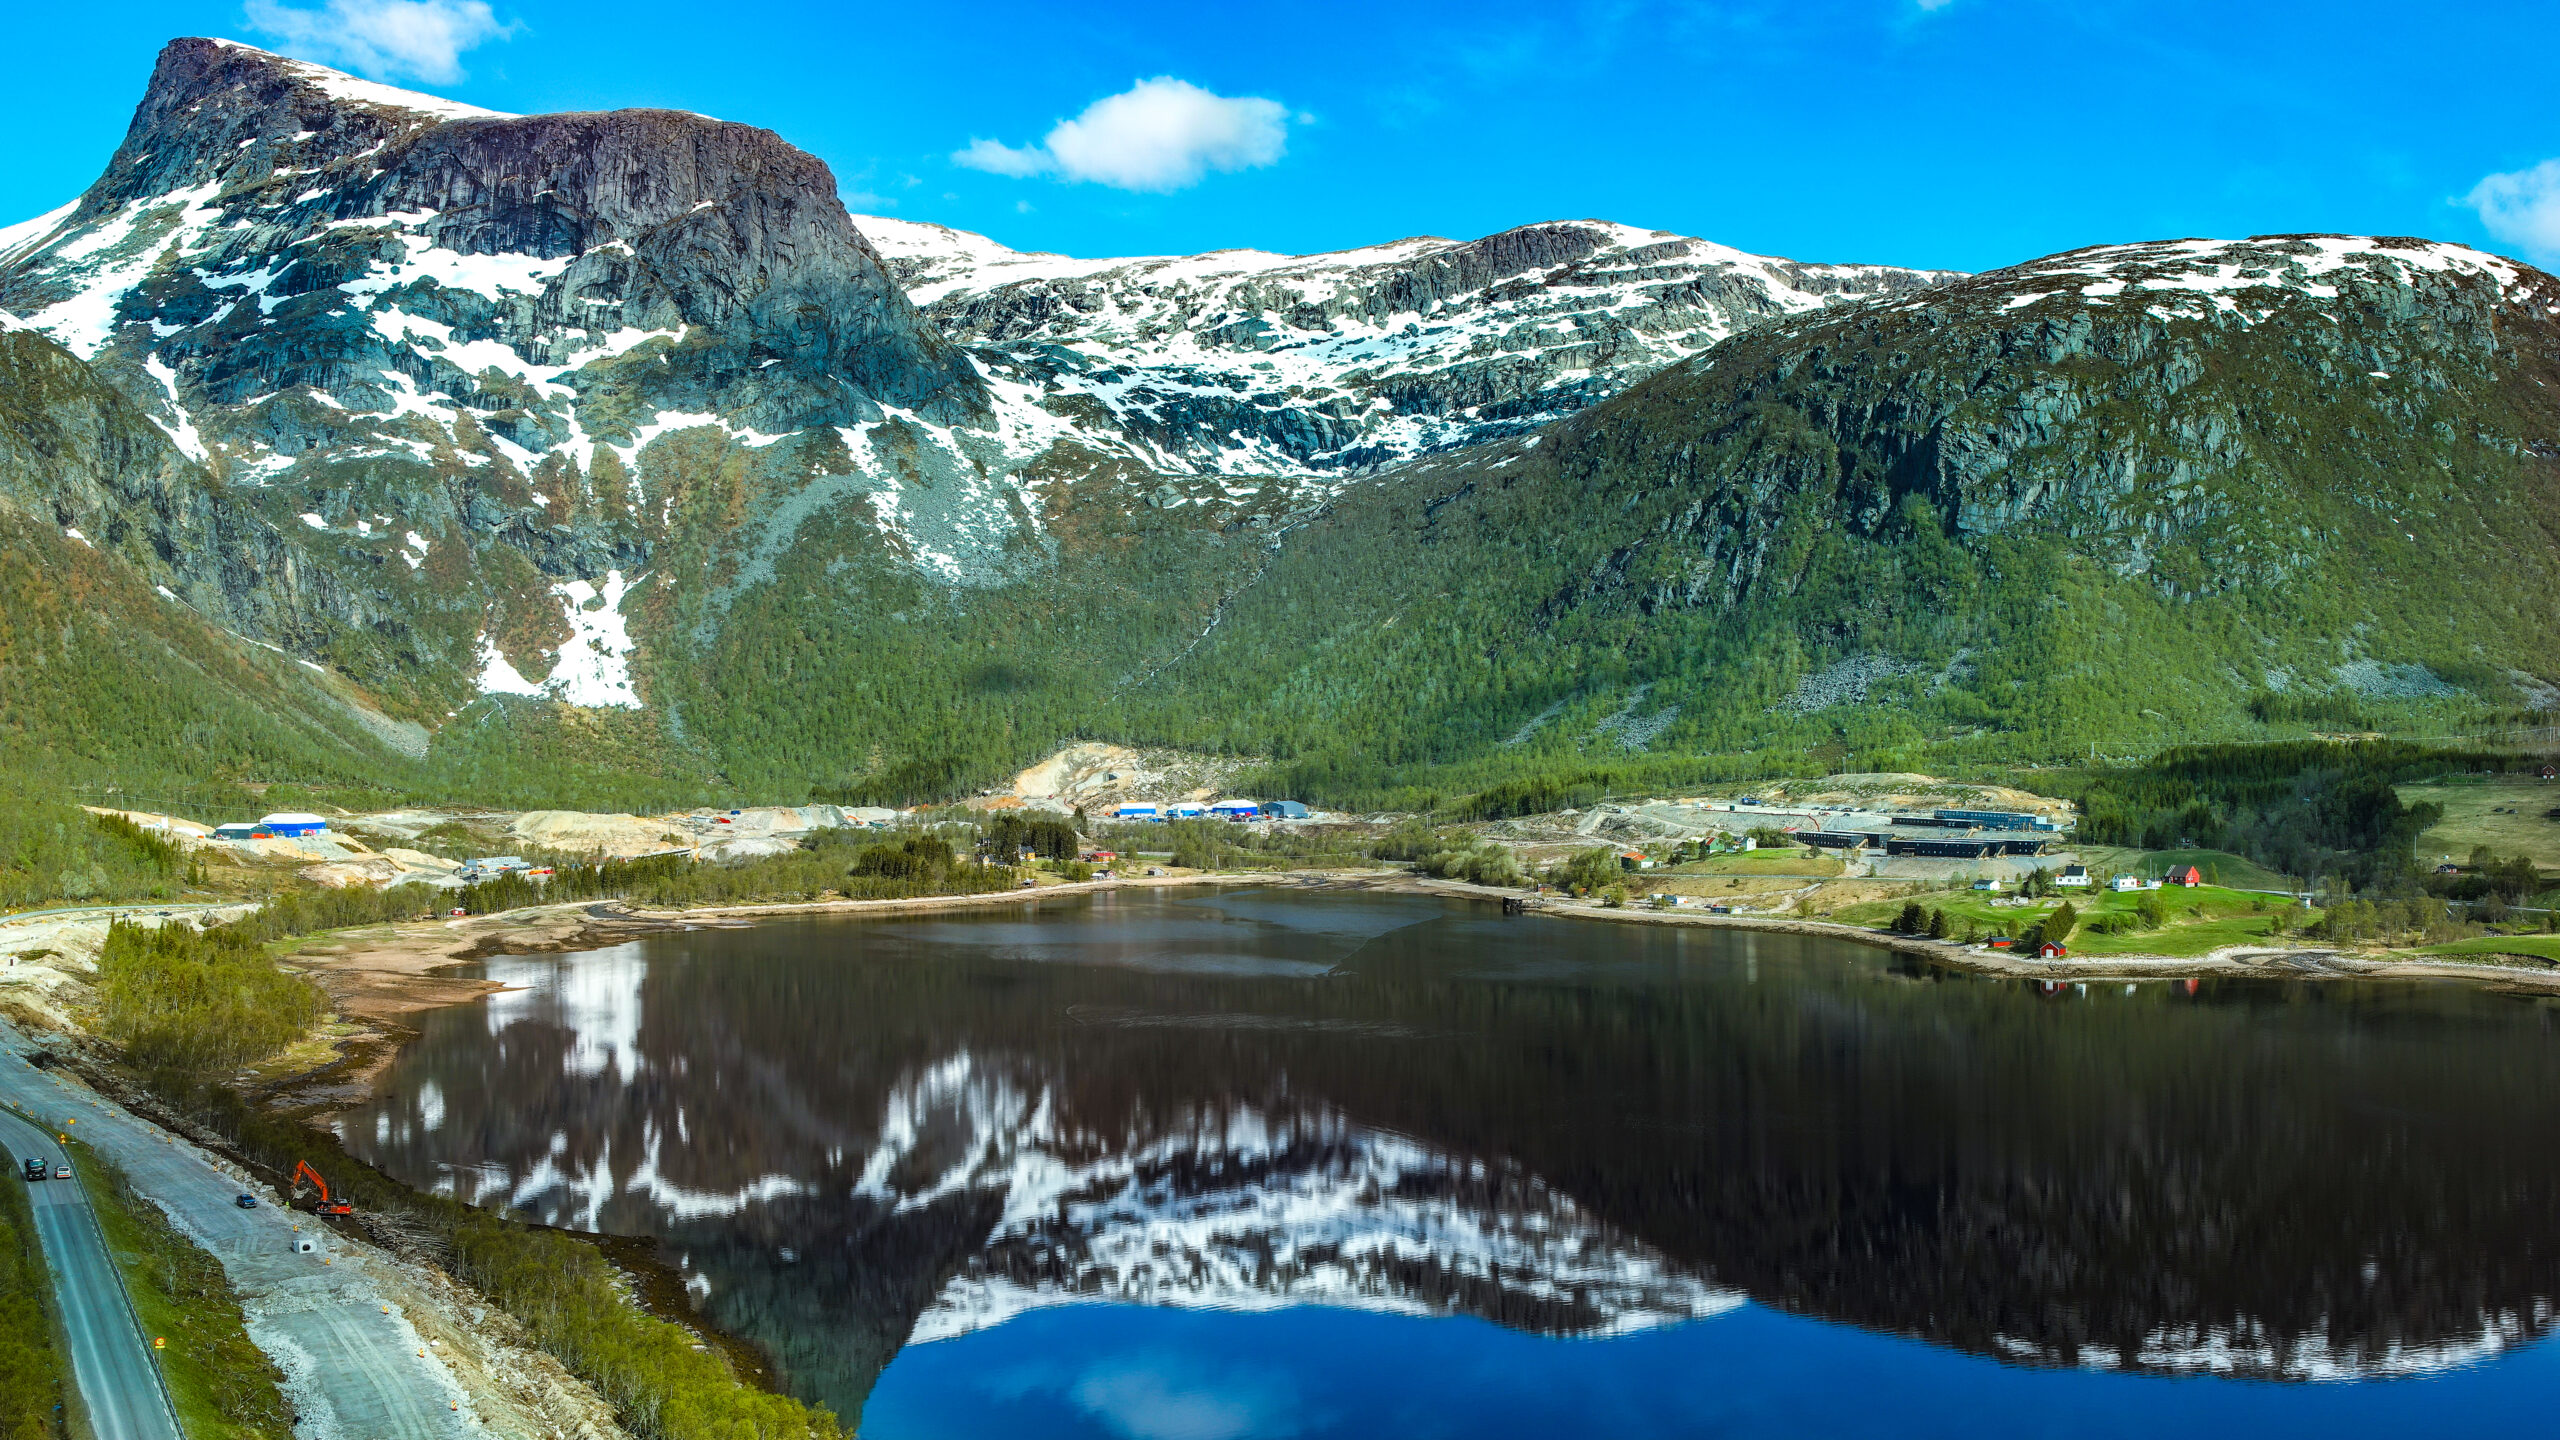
left=1977, top=235, right=2536, bottom=318
left=859, top=215, right=1964, bottom=476
left=205, top=37, right=516, bottom=121
left=471, top=572, right=645, bottom=707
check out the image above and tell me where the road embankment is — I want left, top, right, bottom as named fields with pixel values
left=0, top=1027, right=626, bottom=1440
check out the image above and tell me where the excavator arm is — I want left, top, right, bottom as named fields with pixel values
left=291, top=1159, right=354, bottom=1215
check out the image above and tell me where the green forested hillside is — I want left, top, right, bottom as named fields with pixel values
left=649, top=237, right=2560, bottom=809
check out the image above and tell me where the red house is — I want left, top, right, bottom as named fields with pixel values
left=2038, top=942, right=2069, bottom=958
left=2169, top=865, right=2203, bottom=887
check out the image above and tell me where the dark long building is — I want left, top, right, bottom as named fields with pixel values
left=1934, top=809, right=2046, bottom=830
left=1883, top=835, right=2053, bottom=858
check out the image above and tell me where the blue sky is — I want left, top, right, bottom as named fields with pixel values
left=8, top=0, right=2560, bottom=272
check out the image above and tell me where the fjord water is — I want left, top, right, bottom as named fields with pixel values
left=339, top=890, right=2560, bottom=1436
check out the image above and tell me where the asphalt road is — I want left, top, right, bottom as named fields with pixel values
left=0, top=1032, right=488, bottom=1439
left=0, top=1108, right=183, bottom=1440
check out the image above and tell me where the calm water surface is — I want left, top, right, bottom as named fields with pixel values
left=339, top=889, right=2560, bottom=1436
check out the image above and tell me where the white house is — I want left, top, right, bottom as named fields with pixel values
left=2111, top=875, right=2143, bottom=893
left=1971, top=878, right=2002, bottom=892
left=2056, top=865, right=2091, bottom=888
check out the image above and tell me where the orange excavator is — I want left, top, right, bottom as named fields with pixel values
left=291, top=1159, right=354, bottom=1216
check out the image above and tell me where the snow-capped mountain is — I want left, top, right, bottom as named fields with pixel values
left=848, top=1052, right=1743, bottom=1342
left=0, top=35, right=1957, bottom=727
left=860, top=215, right=1960, bottom=474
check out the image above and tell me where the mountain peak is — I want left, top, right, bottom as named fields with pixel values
left=191, top=37, right=516, bottom=121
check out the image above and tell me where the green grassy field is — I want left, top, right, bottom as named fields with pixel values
left=2398, top=778, right=2560, bottom=870
left=2418, top=934, right=2560, bottom=964
left=1836, top=882, right=2295, bottom=957
left=70, top=1141, right=294, bottom=1440
left=1663, top=850, right=1845, bottom=877
left=2070, top=847, right=2296, bottom=893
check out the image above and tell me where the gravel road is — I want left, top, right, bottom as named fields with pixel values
left=0, top=1029, right=490, bottom=1440
left=0, top=1108, right=183, bottom=1440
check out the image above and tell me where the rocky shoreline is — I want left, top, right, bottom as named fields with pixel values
left=263, top=868, right=2560, bottom=1106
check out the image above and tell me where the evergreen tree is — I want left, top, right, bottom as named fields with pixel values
left=2045, top=902, right=2078, bottom=944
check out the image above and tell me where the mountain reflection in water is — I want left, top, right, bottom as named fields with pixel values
left=339, top=889, right=2560, bottom=1423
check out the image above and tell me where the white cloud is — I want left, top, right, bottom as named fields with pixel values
left=243, top=0, right=515, bottom=84
left=953, top=78, right=1290, bottom=192
left=1070, top=1362, right=1299, bottom=1440
left=2466, top=159, right=2560, bottom=265
left=952, top=137, right=1050, bottom=179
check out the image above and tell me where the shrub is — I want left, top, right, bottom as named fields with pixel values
left=847, top=835, right=962, bottom=881
left=1548, top=848, right=1623, bottom=896
left=96, top=920, right=324, bottom=1076
left=1417, top=841, right=1527, bottom=887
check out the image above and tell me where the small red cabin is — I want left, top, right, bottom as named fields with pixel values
left=2038, top=942, right=2069, bottom=958
left=1989, top=937, right=2014, bottom=949
left=2169, top=865, right=2203, bottom=887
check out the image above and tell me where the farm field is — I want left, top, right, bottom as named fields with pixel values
left=2398, top=778, right=2560, bottom=870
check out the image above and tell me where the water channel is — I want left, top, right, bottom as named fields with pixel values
left=337, top=888, right=2560, bottom=1437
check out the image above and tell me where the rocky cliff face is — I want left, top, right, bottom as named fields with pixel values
left=0, top=37, right=1017, bottom=719
left=862, top=215, right=1959, bottom=474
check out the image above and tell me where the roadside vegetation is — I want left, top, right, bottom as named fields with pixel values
left=68, top=1141, right=292, bottom=1440
left=155, top=1083, right=841, bottom=1440
left=0, top=1161, right=66, bottom=1440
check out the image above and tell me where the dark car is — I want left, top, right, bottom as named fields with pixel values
left=234, top=1193, right=259, bottom=1209
left=21, top=1158, right=44, bottom=1182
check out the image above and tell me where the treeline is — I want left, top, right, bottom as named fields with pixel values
left=0, top=788, right=194, bottom=910
left=1369, top=819, right=1528, bottom=886
left=161, top=1083, right=842, bottom=1440
left=1088, top=817, right=1370, bottom=872
left=2061, top=741, right=2510, bottom=887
